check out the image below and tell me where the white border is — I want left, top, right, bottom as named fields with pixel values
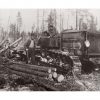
left=0, top=0, right=100, bottom=100
left=0, top=92, right=100, bottom=100
left=0, top=0, right=100, bottom=8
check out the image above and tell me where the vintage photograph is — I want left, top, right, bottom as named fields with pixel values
left=0, top=9, right=100, bottom=91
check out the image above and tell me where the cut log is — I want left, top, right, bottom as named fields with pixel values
left=0, top=37, right=22, bottom=53
left=57, top=75, right=64, bottom=82
left=48, top=73, right=53, bottom=79
left=48, top=69, right=52, bottom=73
left=9, top=61, right=57, bottom=72
left=6, top=65, right=49, bottom=77
left=52, top=72, right=58, bottom=78
left=9, top=63, right=51, bottom=73
left=6, top=67, right=44, bottom=79
left=9, top=37, right=22, bottom=47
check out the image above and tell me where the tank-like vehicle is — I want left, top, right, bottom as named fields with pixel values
left=37, top=29, right=100, bottom=74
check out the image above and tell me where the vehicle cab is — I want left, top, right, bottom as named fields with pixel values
left=61, top=30, right=87, bottom=56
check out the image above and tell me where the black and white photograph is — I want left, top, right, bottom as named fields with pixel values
left=0, top=9, right=100, bottom=91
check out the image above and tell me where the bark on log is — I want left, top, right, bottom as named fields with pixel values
left=6, top=64, right=49, bottom=77
left=7, top=68, right=40, bottom=79
left=9, top=61, right=57, bottom=72
left=10, top=63, right=52, bottom=73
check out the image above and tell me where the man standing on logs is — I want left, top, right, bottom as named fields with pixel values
left=24, top=31, right=36, bottom=64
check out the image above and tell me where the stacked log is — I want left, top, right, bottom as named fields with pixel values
left=6, top=64, right=49, bottom=77
left=9, top=62, right=56, bottom=72
left=5, top=66, right=59, bottom=91
left=6, top=61, right=57, bottom=79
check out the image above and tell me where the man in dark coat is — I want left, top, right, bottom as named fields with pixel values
left=24, top=31, right=36, bottom=64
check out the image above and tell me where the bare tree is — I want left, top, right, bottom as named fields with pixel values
left=16, top=12, right=22, bottom=32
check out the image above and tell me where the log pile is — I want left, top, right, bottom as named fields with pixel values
left=6, top=61, right=66, bottom=82
left=7, top=61, right=57, bottom=78
left=3, top=61, right=67, bottom=90
left=4, top=63, right=59, bottom=90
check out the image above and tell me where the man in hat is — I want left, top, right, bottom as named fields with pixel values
left=24, top=31, right=36, bottom=64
